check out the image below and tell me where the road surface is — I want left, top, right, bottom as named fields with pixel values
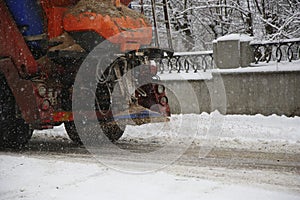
left=1, top=134, right=299, bottom=193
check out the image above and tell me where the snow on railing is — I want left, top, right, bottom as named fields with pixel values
left=251, top=38, right=300, bottom=64
left=159, top=50, right=213, bottom=73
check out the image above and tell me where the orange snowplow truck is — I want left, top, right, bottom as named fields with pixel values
left=0, top=0, right=172, bottom=148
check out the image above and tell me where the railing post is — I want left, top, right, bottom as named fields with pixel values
left=213, top=34, right=253, bottom=69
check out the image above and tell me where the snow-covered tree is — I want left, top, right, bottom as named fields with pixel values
left=131, top=0, right=300, bottom=50
left=252, top=0, right=300, bottom=39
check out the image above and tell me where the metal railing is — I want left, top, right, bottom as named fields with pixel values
left=251, top=38, right=300, bottom=64
left=157, top=38, right=300, bottom=73
left=158, top=50, right=213, bottom=73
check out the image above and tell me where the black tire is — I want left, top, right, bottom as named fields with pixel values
left=64, top=121, right=83, bottom=145
left=64, top=64, right=126, bottom=145
left=100, top=122, right=125, bottom=142
left=0, top=75, right=33, bottom=149
left=94, top=64, right=126, bottom=142
left=64, top=121, right=124, bottom=144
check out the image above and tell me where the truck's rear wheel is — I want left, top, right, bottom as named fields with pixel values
left=64, top=122, right=82, bottom=145
left=64, top=121, right=124, bottom=144
left=0, top=76, right=33, bottom=148
left=64, top=85, right=125, bottom=144
left=100, top=122, right=125, bottom=142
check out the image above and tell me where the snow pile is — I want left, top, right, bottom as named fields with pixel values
left=124, top=113, right=300, bottom=153
left=33, top=113, right=300, bottom=153
left=32, top=125, right=69, bottom=142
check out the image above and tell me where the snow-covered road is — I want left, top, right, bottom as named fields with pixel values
left=1, top=153, right=299, bottom=200
left=0, top=155, right=299, bottom=200
left=1, top=113, right=300, bottom=200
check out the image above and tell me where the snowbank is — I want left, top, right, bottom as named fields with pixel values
left=33, top=113, right=300, bottom=153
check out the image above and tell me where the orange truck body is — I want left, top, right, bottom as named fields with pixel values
left=0, top=0, right=170, bottom=132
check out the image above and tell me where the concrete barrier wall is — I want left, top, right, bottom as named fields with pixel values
left=165, top=71, right=300, bottom=117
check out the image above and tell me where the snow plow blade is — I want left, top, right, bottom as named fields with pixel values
left=112, top=105, right=170, bottom=126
